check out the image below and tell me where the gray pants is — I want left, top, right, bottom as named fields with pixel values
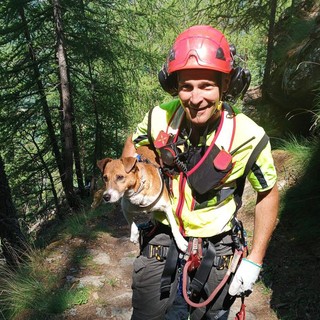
left=131, top=230, right=235, bottom=320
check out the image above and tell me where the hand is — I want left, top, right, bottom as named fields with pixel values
left=228, top=258, right=262, bottom=296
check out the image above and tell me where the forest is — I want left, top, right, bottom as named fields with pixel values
left=0, top=0, right=320, bottom=319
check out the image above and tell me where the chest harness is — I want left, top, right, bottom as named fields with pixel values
left=143, top=102, right=269, bottom=315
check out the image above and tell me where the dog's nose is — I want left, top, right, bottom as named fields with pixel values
left=103, top=193, right=111, bottom=202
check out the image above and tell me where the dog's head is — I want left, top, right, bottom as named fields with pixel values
left=96, top=157, right=139, bottom=203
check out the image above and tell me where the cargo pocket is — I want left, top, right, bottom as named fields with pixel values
left=132, top=256, right=147, bottom=289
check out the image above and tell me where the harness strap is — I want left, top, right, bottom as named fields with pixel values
left=235, top=133, right=269, bottom=209
left=160, top=240, right=179, bottom=295
left=182, top=249, right=243, bottom=308
left=147, top=106, right=155, bottom=147
left=189, top=241, right=216, bottom=294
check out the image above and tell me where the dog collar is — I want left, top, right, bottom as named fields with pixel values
left=132, top=166, right=146, bottom=196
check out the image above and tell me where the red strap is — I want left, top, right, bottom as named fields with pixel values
left=235, top=297, right=246, bottom=320
left=182, top=250, right=243, bottom=309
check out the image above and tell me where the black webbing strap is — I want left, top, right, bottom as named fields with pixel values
left=147, top=106, right=161, bottom=165
left=160, top=240, right=179, bottom=296
left=147, top=106, right=155, bottom=149
left=235, top=133, right=269, bottom=208
left=189, top=241, right=216, bottom=294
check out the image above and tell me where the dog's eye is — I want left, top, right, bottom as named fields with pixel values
left=116, top=175, right=124, bottom=181
left=103, top=176, right=108, bottom=183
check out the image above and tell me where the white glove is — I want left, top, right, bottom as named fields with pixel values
left=228, top=258, right=262, bottom=296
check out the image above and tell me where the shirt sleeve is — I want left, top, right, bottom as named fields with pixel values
left=247, top=141, right=278, bottom=192
left=132, top=111, right=150, bottom=148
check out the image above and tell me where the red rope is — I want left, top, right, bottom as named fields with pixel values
left=182, top=250, right=243, bottom=309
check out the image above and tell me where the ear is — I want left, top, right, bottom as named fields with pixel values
left=97, top=158, right=112, bottom=172
left=121, top=157, right=137, bottom=173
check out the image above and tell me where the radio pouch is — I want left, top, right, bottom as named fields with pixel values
left=187, top=144, right=233, bottom=195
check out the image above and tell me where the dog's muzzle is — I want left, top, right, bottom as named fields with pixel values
left=103, top=193, right=111, bottom=202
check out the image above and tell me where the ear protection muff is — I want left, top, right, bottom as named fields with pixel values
left=158, top=62, right=178, bottom=96
left=223, top=66, right=251, bottom=102
left=224, top=44, right=251, bottom=102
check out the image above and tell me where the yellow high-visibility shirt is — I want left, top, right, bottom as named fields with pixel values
left=132, top=99, right=277, bottom=237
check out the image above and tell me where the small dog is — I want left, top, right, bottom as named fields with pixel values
left=97, top=147, right=188, bottom=253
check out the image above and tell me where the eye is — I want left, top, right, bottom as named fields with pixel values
left=103, top=176, right=108, bottom=183
left=200, top=82, right=218, bottom=90
left=116, top=175, right=124, bottom=181
left=178, top=83, right=192, bottom=92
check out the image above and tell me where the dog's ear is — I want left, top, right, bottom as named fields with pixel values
left=97, top=158, right=112, bottom=172
left=121, top=157, right=137, bottom=173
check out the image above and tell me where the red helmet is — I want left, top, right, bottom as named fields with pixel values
left=167, top=25, right=233, bottom=75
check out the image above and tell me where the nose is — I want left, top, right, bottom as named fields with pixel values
left=103, top=193, right=111, bottom=202
left=189, top=88, right=203, bottom=106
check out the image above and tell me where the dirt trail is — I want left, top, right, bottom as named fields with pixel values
left=53, top=205, right=278, bottom=320
left=45, top=150, right=296, bottom=320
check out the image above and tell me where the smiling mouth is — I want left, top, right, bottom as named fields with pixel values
left=188, top=105, right=209, bottom=111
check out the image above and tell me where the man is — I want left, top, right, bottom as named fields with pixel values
left=122, top=25, right=279, bottom=320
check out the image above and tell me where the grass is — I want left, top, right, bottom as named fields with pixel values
left=0, top=203, right=115, bottom=320
left=106, top=277, right=119, bottom=288
left=272, top=135, right=320, bottom=250
left=0, top=245, right=90, bottom=319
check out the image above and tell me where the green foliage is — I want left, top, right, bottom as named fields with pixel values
left=46, top=287, right=89, bottom=313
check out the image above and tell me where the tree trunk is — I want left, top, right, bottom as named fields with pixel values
left=0, top=155, right=27, bottom=267
left=29, top=132, right=61, bottom=217
left=88, top=60, right=103, bottom=175
left=261, top=0, right=277, bottom=99
left=53, top=0, right=81, bottom=211
left=73, top=119, right=86, bottom=198
left=18, top=6, right=64, bottom=217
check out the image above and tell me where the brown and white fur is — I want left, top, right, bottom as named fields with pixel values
left=97, top=150, right=188, bottom=253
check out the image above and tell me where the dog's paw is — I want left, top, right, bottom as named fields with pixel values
left=130, top=235, right=139, bottom=244
left=130, top=222, right=139, bottom=244
left=130, top=238, right=139, bottom=244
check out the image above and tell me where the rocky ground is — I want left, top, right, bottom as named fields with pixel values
left=39, top=149, right=316, bottom=320
left=44, top=205, right=278, bottom=320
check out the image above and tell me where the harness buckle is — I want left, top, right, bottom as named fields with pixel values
left=216, top=255, right=232, bottom=270
left=153, top=245, right=164, bottom=261
left=142, top=244, right=169, bottom=261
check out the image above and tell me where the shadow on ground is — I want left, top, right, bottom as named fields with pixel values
left=265, top=144, right=320, bottom=320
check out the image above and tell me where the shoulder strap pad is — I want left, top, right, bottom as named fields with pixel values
left=235, top=133, right=270, bottom=208
left=147, top=106, right=155, bottom=147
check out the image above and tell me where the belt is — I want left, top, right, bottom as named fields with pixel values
left=141, top=243, right=232, bottom=269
